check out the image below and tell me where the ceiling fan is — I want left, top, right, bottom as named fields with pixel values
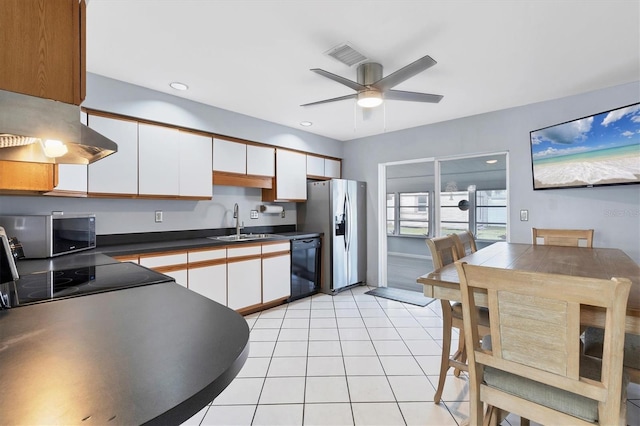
left=301, top=54, right=443, bottom=109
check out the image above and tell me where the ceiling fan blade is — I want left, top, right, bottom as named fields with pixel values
left=300, top=93, right=357, bottom=107
left=371, top=55, right=437, bottom=92
left=384, top=90, right=443, bottom=103
left=310, top=69, right=367, bottom=91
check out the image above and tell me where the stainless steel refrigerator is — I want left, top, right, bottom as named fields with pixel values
left=297, top=179, right=366, bottom=294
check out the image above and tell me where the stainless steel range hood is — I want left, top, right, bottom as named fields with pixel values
left=0, top=89, right=117, bottom=165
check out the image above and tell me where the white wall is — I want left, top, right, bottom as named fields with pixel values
left=0, top=74, right=343, bottom=235
left=342, top=81, right=640, bottom=285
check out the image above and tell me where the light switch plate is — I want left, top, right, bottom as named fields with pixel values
left=155, top=210, right=163, bottom=223
left=250, top=210, right=259, bottom=219
left=520, top=209, right=528, bottom=221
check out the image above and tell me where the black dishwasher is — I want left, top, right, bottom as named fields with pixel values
left=289, top=237, right=321, bottom=302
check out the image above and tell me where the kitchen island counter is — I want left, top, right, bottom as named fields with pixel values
left=0, top=281, right=249, bottom=425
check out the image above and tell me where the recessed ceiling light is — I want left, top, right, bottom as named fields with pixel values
left=486, top=159, right=498, bottom=164
left=300, top=121, right=313, bottom=127
left=169, top=82, right=189, bottom=91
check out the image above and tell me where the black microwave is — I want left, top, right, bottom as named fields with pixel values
left=0, top=214, right=96, bottom=259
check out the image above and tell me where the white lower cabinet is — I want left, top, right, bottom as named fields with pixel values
left=188, top=264, right=226, bottom=304
left=163, top=270, right=188, bottom=288
left=121, top=240, right=294, bottom=313
left=262, top=242, right=291, bottom=303
left=227, top=244, right=262, bottom=310
left=188, top=247, right=227, bottom=305
left=139, top=252, right=188, bottom=288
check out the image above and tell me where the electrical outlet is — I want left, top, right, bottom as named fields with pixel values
left=281, top=210, right=285, bottom=218
left=155, top=210, right=163, bottom=223
left=520, top=209, right=528, bottom=221
left=250, top=210, right=259, bottom=219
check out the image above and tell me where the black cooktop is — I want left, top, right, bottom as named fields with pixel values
left=1, top=262, right=173, bottom=308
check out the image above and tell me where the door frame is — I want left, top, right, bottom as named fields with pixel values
left=377, top=151, right=509, bottom=288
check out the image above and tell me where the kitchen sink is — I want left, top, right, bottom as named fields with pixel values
left=208, top=233, right=276, bottom=242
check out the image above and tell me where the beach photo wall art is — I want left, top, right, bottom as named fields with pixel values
left=530, top=102, right=640, bottom=190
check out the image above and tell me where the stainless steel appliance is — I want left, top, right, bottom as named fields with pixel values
left=289, top=237, right=321, bottom=301
left=298, top=179, right=366, bottom=294
left=0, top=214, right=96, bottom=258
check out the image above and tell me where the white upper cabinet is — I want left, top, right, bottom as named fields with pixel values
left=87, top=115, right=138, bottom=195
left=138, top=123, right=181, bottom=196
left=306, top=155, right=324, bottom=177
left=213, top=139, right=246, bottom=174
left=306, top=154, right=341, bottom=179
left=54, top=165, right=87, bottom=193
left=274, top=149, right=307, bottom=201
left=325, top=158, right=341, bottom=178
left=179, top=131, right=213, bottom=197
left=246, top=145, right=275, bottom=177
left=53, top=110, right=88, bottom=194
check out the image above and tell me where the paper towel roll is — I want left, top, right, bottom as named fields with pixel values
left=260, top=205, right=284, bottom=214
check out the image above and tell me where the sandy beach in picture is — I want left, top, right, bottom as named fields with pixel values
left=533, top=148, right=640, bottom=188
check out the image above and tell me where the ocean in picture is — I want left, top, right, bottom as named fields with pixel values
left=533, top=144, right=640, bottom=188
left=530, top=103, right=640, bottom=189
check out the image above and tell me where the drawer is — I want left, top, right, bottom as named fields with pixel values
left=227, top=244, right=261, bottom=258
left=139, top=252, right=188, bottom=268
left=189, top=247, right=226, bottom=262
left=262, top=242, right=290, bottom=254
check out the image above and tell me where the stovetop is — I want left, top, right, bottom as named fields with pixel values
left=1, top=262, right=174, bottom=308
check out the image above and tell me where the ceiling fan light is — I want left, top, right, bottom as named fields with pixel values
left=357, top=90, right=383, bottom=108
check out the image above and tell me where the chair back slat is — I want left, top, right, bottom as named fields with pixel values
left=426, top=236, right=459, bottom=269
left=450, top=230, right=477, bottom=258
left=532, top=228, right=594, bottom=247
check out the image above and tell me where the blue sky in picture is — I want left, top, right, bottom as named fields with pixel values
left=531, top=103, right=640, bottom=160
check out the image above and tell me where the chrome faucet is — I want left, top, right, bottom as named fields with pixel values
left=233, top=203, right=242, bottom=236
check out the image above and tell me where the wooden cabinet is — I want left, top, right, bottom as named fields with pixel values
left=138, top=124, right=181, bottom=197
left=188, top=247, right=227, bottom=305
left=325, top=158, right=341, bottom=178
left=226, top=244, right=262, bottom=310
left=307, top=155, right=341, bottom=179
left=86, top=116, right=212, bottom=199
left=263, top=149, right=307, bottom=202
left=87, top=114, right=139, bottom=196
left=0, top=161, right=57, bottom=193
left=247, top=145, right=275, bottom=177
left=212, top=138, right=274, bottom=189
left=262, top=242, right=291, bottom=303
left=45, top=164, right=87, bottom=196
left=213, top=139, right=246, bottom=174
left=114, top=239, right=295, bottom=314
left=179, top=131, right=213, bottom=198
left=0, top=0, right=86, bottom=105
left=139, top=251, right=189, bottom=288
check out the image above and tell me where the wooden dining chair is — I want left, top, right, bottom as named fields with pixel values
left=450, top=230, right=477, bottom=258
left=583, top=326, right=640, bottom=384
left=425, top=235, right=490, bottom=404
left=455, top=261, right=631, bottom=426
left=532, top=228, right=594, bottom=247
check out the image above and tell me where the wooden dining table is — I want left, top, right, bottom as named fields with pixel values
left=417, top=242, right=640, bottom=335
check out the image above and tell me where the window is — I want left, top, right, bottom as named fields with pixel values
left=386, top=193, right=396, bottom=234
left=387, top=191, right=430, bottom=236
left=440, top=190, right=469, bottom=235
left=475, top=189, right=507, bottom=241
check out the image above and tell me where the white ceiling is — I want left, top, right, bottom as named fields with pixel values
left=86, top=1, right=639, bottom=142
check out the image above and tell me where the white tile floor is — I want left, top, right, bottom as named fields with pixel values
left=183, top=285, right=640, bottom=426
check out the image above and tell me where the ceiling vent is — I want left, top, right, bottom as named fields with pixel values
left=325, top=43, right=367, bottom=67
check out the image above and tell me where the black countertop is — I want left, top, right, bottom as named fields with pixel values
left=0, top=228, right=321, bottom=424
left=94, top=231, right=322, bottom=257
left=0, top=282, right=250, bottom=425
